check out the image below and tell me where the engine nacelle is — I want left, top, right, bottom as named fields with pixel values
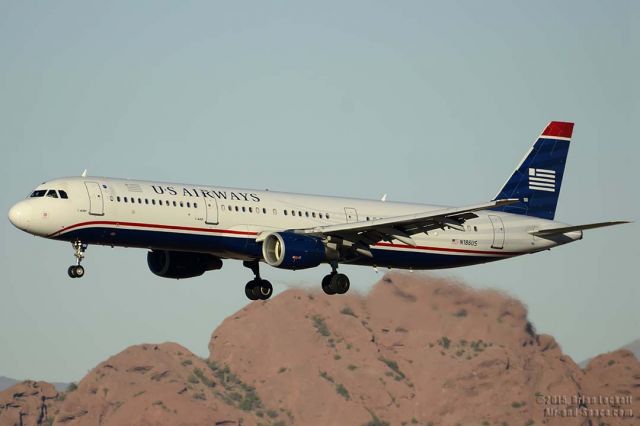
left=147, top=250, right=223, bottom=279
left=262, top=232, right=326, bottom=270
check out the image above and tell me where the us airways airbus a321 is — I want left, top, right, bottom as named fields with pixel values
left=8, top=122, right=628, bottom=300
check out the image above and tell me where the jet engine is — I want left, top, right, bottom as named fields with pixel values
left=147, top=250, right=223, bottom=279
left=262, top=232, right=326, bottom=270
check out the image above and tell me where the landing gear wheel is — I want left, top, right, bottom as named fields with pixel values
left=332, top=273, right=350, bottom=294
left=245, top=280, right=259, bottom=301
left=74, top=265, right=85, bottom=278
left=68, top=241, right=87, bottom=279
left=335, top=273, right=350, bottom=294
left=322, top=273, right=336, bottom=295
left=257, top=280, right=273, bottom=300
left=242, top=261, right=273, bottom=301
left=67, top=265, right=85, bottom=279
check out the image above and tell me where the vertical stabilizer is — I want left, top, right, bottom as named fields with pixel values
left=493, top=121, right=573, bottom=220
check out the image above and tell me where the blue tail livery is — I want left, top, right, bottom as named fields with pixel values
left=493, top=121, right=573, bottom=220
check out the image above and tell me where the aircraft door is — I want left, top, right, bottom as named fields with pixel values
left=488, top=215, right=505, bottom=249
left=344, top=207, right=358, bottom=223
left=84, top=182, right=104, bottom=216
left=205, top=197, right=219, bottom=225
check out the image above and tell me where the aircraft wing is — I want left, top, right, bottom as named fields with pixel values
left=529, top=221, right=630, bottom=237
left=292, top=198, right=519, bottom=257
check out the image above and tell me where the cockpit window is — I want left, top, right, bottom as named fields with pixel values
left=30, top=190, right=47, bottom=198
left=46, top=190, right=58, bottom=198
left=59, top=190, right=69, bottom=199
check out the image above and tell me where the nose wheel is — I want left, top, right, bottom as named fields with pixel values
left=243, top=260, right=273, bottom=300
left=68, top=265, right=85, bottom=278
left=68, top=241, right=87, bottom=279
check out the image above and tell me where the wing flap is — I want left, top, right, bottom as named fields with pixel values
left=301, top=198, right=519, bottom=236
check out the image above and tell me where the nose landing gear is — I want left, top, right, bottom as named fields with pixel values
left=68, top=241, right=87, bottom=278
left=243, top=260, right=273, bottom=301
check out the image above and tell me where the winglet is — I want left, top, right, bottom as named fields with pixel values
left=81, top=169, right=87, bottom=177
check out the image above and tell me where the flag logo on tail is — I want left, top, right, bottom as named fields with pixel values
left=529, top=168, right=555, bottom=192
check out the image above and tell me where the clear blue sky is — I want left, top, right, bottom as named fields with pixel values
left=0, top=1, right=637, bottom=382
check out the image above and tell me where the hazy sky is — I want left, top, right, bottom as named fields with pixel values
left=0, top=1, right=637, bottom=382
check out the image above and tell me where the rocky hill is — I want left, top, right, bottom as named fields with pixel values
left=1, top=272, right=638, bottom=425
left=0, top=376, right=69, bottom=393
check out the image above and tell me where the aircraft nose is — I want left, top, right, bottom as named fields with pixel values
left=8, top=201, right=33, bottom=231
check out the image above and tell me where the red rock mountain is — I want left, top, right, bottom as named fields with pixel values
left=1, top=273, right=638, bottom=425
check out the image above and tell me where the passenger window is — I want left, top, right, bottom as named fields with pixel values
left=194, top=202, right=198, bottom=208
left=326, top=213, right=330, bottom=219
left=262, top=208, right=266, bottom=214
left=298, top=211, right=302, bottom=217
left=59, top=190, right=69, bottom=199
left=137, top=198, right=142, bottom=204
left=319, top=213, right=323, bottom=219
left=187, top=202, right=191, bottom=208
left=242, top=206, right=246, bottom=212
left=145, top=199, right=149, bottom=205
left=249, top=207, right=253, bottom=213
left=152, top=199, right=156, bottom=205
left=312, top=212, right=316, bottom=218
left=180, top=201, right=184, bottom=207
left=46, top=190, right=58, bottom=198
left=117, top=196, right=121, bottom=202
left=305, top=211, right=309, bottom=217
left=235, top=206, right=239, bottom=212
left=474, top=226, right=478, bottom=232
left=124, top=197, right=128, bottom=202
left=173, top=201, right=177, bottom=207
left=284, top=210, right=288, bottom=216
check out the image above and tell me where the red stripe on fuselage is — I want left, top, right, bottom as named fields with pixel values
left=50, top=220, right=523, bottom=257
left=374, top=242, right=521, bottom=256
left=49, top=220, right=259, bottom=238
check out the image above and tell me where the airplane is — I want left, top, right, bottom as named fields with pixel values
left=8, top=121, right=628, bottom=300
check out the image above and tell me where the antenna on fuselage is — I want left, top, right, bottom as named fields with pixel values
left=81, top=169, right=87, bottom=177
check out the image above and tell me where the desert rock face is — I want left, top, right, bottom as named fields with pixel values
left=208, top=272, right=638, bottom=425
left=1, top=272, right=638, bottom=425
left=0, top=381, right=59, bottom=425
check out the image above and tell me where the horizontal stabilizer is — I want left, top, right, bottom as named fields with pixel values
left=530, top=221, right=630, bottom=237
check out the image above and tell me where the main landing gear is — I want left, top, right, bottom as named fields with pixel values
left=321, top=262, right=350, bottom=295
left=243, top=260, right=273, bottom=301
left=67, top=240, right=87, bottom=278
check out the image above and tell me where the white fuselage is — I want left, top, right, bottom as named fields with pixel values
left=8, top=176, right=582, bottom=271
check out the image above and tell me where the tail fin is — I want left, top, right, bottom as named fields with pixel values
left=493, top=121, right=573, bottom=220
